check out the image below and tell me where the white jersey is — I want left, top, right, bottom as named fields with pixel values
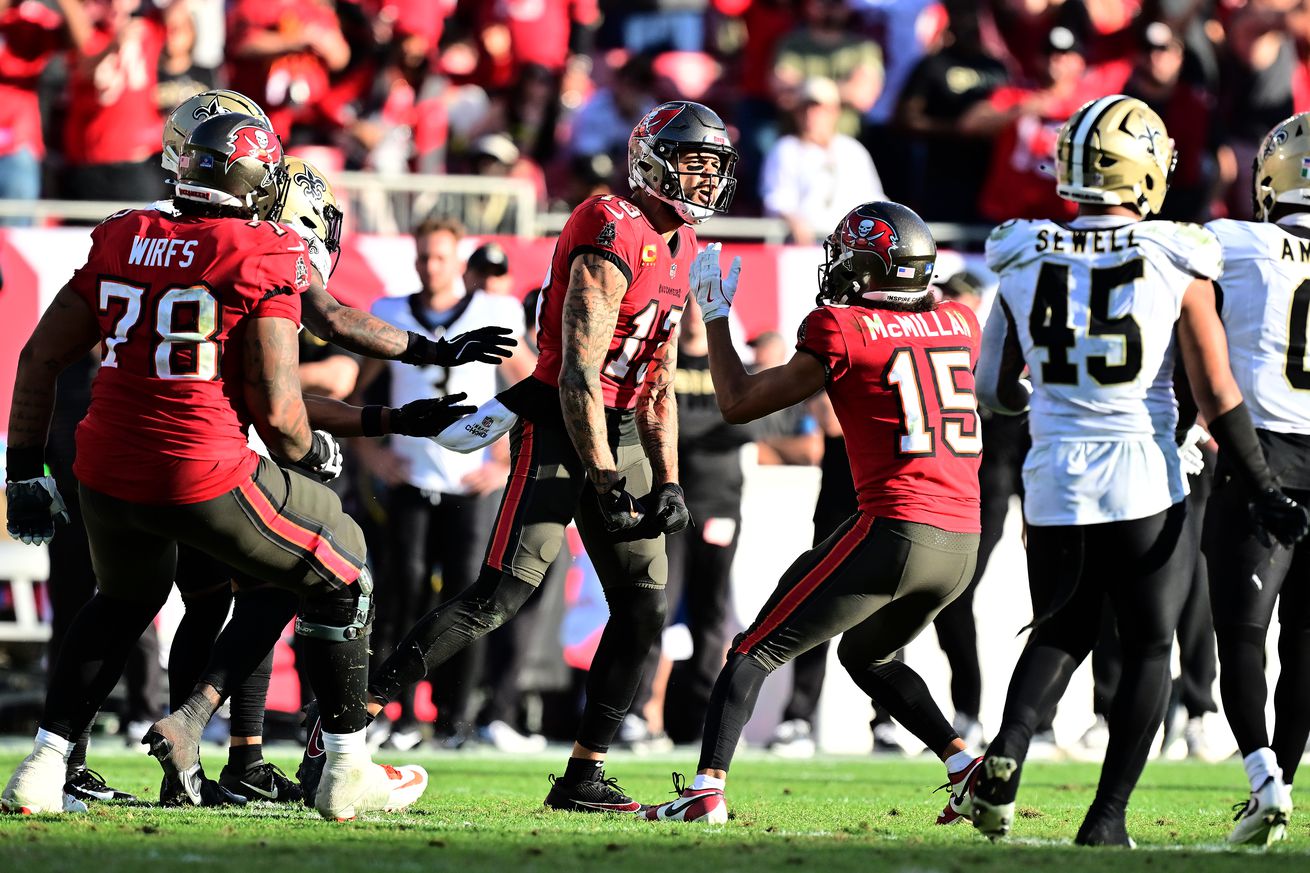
left=372, top=291, right=525, bottom=495
left=979, top=215, right=1223, bottom=525
left=1207, top=216, right=1310, bottom=434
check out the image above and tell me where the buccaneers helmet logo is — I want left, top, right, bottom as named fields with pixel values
left=635, top=104, right=683, bottom=138
left=842, top=214, right=898, bottom=271
left=227, top=125, right=281, bottom=169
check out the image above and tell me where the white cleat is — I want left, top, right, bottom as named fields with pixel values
left=314, top=760, right=428, bottom=821
left=479, top=720, right=547, bottom=754
left=2, top=751, right=88, bottom=815
left=643, top=775, right=728, bottom=824
left=1229, top=776, right=1291, bottom=846
left=970, top=756, right=1018, bottom=840
left=767, top=719, right=817, bottom=759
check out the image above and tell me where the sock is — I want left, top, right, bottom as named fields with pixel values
left=691, top=774, right=725, bottom=791
left=169, top=689, right=219, bottom=741
left=66, top=725, right=91, bottom=775
left=1244, top=747, right=1282, bottom=792
left=227, top=743, right=264, bottom=774
left=945, top=749, right=976, bottom=774
left=323, top=728, right=368, bottom=758
left=563, top=757, right=604, bottom=783
left=36, top=728, right=73, bottom=759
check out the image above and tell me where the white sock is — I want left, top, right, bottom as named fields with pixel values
left=691, top=774, right=725, bottom=791
left=945, top=750, right=976, bottom=774
left=34, top=728, right=73, bottom=760
left=323, top=728, right=368, bottom=760
left=1243, top=747, right=1281, bottom=792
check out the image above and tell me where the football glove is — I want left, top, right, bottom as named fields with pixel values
left=612, top=482, right=692, bottom=541
left=1178, top=424, right=1210, bottom=478
left=390, top=393, right=476, bottom=437
left=6, top=476, right=70, bottom=545
left=290, top=430, right=344, bottom=483
left=592, top=477, right=646, bottom=538
left=1250, top=487, right=1310, bottom=549
left=690, top=243, right=742, bottom=323
left=401, top=326, right=517, bottom=367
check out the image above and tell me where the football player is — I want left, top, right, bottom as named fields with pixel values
left=643, top=201, right=985, bottom=824
left=298, top=101, right=736, bottom=813
left=1202, top=112, right=1310, bottom=844
left=972, top=95, right=1309, bottom=845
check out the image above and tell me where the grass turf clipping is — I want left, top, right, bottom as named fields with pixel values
left=1, top=749, right=1305, bottom=871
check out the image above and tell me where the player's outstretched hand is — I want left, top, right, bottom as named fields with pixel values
left=1250, top=487, right=1310, bottom=548
left=5, top=476, right=70, bottom=545
left=593, top=477, right=646, bottom=537
left=291, top=430, right=344, bottom=483
left=435, top=325, right=517, bottom=366
left=390, top=393, right=477, bottom=437
left=690, top=243, right=742, bottom=323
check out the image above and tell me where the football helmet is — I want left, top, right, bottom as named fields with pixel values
left=628, top=101, right=737, bottom=225
left=265, top=155, right=343, bottom=266
left=817, top=201, right=937, bottom=307
left=175, top=113, right=284, bottom=215
left=162, top=89, right=269, bottom=174
left=1055, top=94, right=1175, bottom=217
left=1253, top=112, right=1310, bottom=221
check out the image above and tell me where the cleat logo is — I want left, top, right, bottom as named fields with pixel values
left=241, top=780, right=279, bottom=801
left=306, top=718, right=325, bottom=758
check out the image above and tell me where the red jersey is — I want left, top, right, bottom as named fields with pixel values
left=532, top=195, right=697, bottom=410
left=64, top=16, right=165, bottom=165
left=796, top=301, right=983, bottom=533
left=69, top=210, right=310, bottom=505
left=0, top=1, right=67, bottom=158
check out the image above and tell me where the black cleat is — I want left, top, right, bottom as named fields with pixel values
left=64, top=767, right=140, bottom=803
left=544, top=771, right=642, bottom=814
left=159, top=766, right=247, bottom=807
left=219, top=762, right=304, bottom=804
left=1075, top=811, right=1135, bottom=847
left=296, top=700, right=326, bottom=809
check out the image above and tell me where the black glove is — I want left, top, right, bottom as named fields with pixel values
left=401, top=326, right=516, bottom=367
left=611, top=483, right=692, bottom=542
left=6, top=476, right=70, bottom=545
left=592, top=477, right=646, bottom=537
left=289, top=430, right=344, bottom=483
left=1250, top=487, right=1310, bottom=549
left=390, top=393, right=477, bottom=437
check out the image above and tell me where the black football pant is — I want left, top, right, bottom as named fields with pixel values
left=988, top=502, right=1188, bottom=820
left=629, top=508, right=739, bottom=742
left=1206, top=480, right=1310, bottom=783
left=371, top=485, right=499, bottom=735
left=699, top=514, right=977, bottom=772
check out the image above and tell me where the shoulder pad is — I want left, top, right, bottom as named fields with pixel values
left=985, top=219, right=1042, bottom=274
left=1135, top=221, right=1223, bottom=279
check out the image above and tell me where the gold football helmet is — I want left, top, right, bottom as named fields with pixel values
left=264, top=156, right=343, bottom=272
left=163, top=89, right=269, bottom=174
left=1253, top=112, right=1310, bottom=221
left=1055, top=95, right=1176, bottom=218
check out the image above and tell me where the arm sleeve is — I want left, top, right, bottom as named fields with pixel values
left=976, top=294, right=1031, bottom=414
left=562, top=198, right=640, bottom=285
left=795, top=307, right=849, bottom=383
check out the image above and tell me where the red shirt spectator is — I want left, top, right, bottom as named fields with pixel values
left=226, top=0, right=350, bottom=140
left=738, top=0, right=795, bottom=101
left=64, top=0, right=165, bottom=166
left=473, top=0, right=598, bottom=91
left=0, top=0, right=71, bottom=160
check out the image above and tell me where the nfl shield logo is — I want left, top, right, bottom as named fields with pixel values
left=1301, top=156, right=1310, bottom=179
left=669, top=263, right=677, bottom=278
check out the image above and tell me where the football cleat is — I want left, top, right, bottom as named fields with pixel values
left=970, top=755, right=1020, bottom=840
left=64, top=767, right=139, bottom=803
left=767, top=719, right=816, bottom=759
left=643, top=773, right=728, bottom=823
left=159, top=766, right=247, bottom=807
left=314, top=761, right=428, bottom=821
left=1229, top=776, right=1291, bottom=846
left=544, top=770, right=642, bottom=813
left=297, top=700, right=326, bottom=808
left=478, top=720, right=547, bottom=754
left=1, top=750, right=88, bottom=815
left=936, top=756, right=983, bottom=825
left=1075, top=809, right=1135, bottom=847
left=219, top=762, right=303, bottom=804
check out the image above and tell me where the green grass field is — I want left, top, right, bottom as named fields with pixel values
left=1, top=747, right=1306, bottom=872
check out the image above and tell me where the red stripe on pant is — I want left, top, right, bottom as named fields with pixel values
left=237, top=479, right=361, bottom=584
left=735, top=513, right=873, bottom=656
left=486, top=421, right=535, bottom=572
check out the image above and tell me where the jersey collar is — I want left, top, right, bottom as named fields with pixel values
left=1275, top=213, right=1310, bottom=230
left=1066, top=214, right=1137, bottom=229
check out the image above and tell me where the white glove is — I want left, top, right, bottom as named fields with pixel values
left=6, top=476, right=70, bottom=545
left=690, top=242, right=742, bottom=323
left=1178, top=424, right=1210, bottom=477
left=432, top=397, right=519, bottom=453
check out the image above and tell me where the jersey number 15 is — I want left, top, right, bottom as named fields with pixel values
left=886, top=347, right=982, bottom=457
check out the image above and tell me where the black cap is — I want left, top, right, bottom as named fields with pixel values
left=467, top=242, right=509, bottom=276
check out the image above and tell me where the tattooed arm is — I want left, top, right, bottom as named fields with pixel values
left=300, top=280, right=411, bottom=359
left=635, top=331, right=679, bottom=485
left=6, top=286, right=101, bottom=472
left=243, top=316, right=314, bottom=461
left=559, top=253, right=627, bottom=490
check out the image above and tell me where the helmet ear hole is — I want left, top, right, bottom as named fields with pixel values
left=1145, top=175, right=1154, bottom=190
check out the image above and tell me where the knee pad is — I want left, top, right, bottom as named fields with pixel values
left=605, top=585, right=667, bottom=646
left=1215, top=622, right=1268, bottom=650
left=295, top=566, right=375, bottom=642
left=1119, top=637, right=1173, bottom=662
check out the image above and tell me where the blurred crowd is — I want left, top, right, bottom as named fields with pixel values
left=6, top=0, right=1310, bottom=233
